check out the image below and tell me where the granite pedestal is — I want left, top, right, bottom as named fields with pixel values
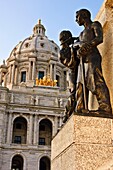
left=51, top=112, right=113, bottom=170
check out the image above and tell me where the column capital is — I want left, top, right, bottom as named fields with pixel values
left=63, top=68, right=69, bottom=71
left=28, top=53, right=37, bottom=61
left=49, top=61, right=56, bottom=65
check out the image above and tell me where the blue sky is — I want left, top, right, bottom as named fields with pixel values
left=0, top=0, right=104, bottom=64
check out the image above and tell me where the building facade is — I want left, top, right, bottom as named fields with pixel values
left=95, top=0, right=113, bottom=109
left=0, top=20, right=69, bottom=170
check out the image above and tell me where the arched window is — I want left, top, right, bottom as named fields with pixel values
left=39, top=156, right=50, bottom=170
left=11, top=155, right=24, bottom=170
left=39, top=119, right=52, bottom=146
left=12, top=117, right=27, bottom=144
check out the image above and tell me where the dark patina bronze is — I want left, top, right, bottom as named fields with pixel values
left=59, top=9, right=112, bottom=122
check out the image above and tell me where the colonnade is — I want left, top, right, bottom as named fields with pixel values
left=5, top=59, right=58, bottom=86
left=0, top=55, right=69, bottom=88
left=6, top=112, right=62, bottom=145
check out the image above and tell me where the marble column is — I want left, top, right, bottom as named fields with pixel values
left=0, top=72, right=2, bottom=85
left=11, top=64, right=15, bottom=84
left=33, top=115, right=37, bottom=145
left=9, top=65, right=12, bottom=83
left=29, top=61, right=32, bottom=80
left=29, top=114, right=33, bottom=144
left=7, top=112, right=12, bottom=144
left=32, top=61, right=36, bottom=80
left=37, top=118, right=39, bottom=145
left=15, top=66, right=18, bottom=85
left=53, top=116, right=58, bottom=137
left=54, top=64, right=56, bottom=80
left=50, top=63, right=53, bottom=80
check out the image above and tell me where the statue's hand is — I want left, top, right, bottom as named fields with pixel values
left=59, top=47, right=71, bottom=66
left=77, top=42, right=92, bottom=57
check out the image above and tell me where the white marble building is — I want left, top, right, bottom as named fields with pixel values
left=0, top=20, right=69, bottom=170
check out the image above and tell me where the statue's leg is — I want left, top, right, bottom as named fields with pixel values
left=76, top=82, right=89, bottom=113
left=68, top=70, right=77, bottom=115
left=69, top=91, right=76, bottom=116
left=94, top=68, right=112, bottom=114
left=76, top=82, right=84, bottom=112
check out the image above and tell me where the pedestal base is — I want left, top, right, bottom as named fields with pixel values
left=51, top=113, right=113, bottom=170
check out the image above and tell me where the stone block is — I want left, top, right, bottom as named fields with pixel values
left=51, top=113, right=113, bottom=170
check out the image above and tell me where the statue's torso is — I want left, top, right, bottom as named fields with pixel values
left=78, top=22, right=101, bottom=65
left=79, top=26, right=95, bottom=43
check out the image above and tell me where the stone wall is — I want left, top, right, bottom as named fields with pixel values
left=95, top=0, right=113, bottom=109
left=0, top=85, right=67, bottom=169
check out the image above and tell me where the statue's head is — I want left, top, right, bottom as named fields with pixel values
left=76, top=9, right=91, bottom=26
left=59, top=30, right=74, bottom=46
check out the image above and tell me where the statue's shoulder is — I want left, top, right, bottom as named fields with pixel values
left=60, top=47, right=71, bottom=53
left=92, top=21, right=102, bottom=28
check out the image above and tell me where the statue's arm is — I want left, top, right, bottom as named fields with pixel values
left=68, top=46, right=75, bottom=67
left=91, top=21, right=103, bottom=47
left=59, top=48, right=71, bottom=67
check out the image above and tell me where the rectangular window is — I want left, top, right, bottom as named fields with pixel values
left=38, top=71, right=44, bottom=79
left=64, top=71, right=66, bottom=75
left=56, top=75, right=60, bottom=86
left=21, top=71, right=26, bottom=82
left=14, top=136, right=21, bottom=144
left=39, top=138, right=45, bottom=145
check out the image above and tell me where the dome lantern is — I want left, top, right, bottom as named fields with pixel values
left=33, top=19, right=46, bottom=36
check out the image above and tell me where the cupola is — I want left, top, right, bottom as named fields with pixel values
left=33, top=19, right=46, bottom=36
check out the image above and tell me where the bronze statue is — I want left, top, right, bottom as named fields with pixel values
left=59, top=9, right=112, bottom=122
left=59, top=31, right=79, bottom=122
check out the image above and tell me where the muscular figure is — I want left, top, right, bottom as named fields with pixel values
left=59, top=30, right=79, bottom=122
left=75, top=9, right=112, bottom=114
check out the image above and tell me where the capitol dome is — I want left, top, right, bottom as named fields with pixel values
left=0, top=20, right=67, bottom=90
left=8, top=19, right=59, bottom=62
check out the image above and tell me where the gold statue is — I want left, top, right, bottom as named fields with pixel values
left=36, top=76, right=57, bottom=87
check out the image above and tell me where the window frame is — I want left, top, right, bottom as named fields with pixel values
left=38, top=71, right=44, bottom=79
left=21, top=71, right=26, bottom=82
left=14, top=136, right=22, bottom=144
left=39, top=137, right=45, bottom=145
